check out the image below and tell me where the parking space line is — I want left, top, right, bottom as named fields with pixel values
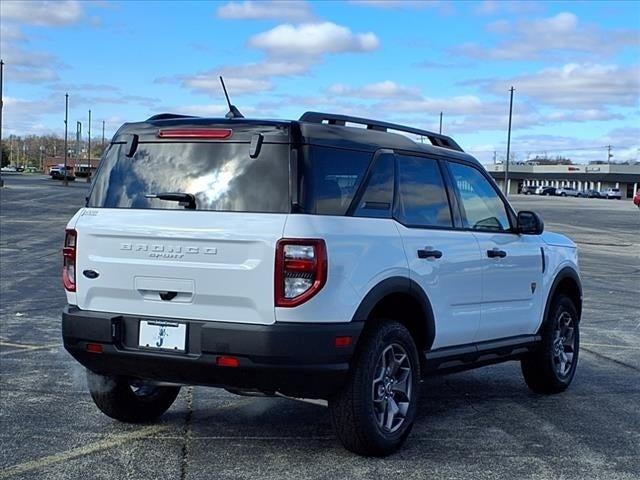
left=0, top=341, right=60, bottom=356
left=581, top=342, right=640, bottom=350
left=0, top=426, right=168, bottom=479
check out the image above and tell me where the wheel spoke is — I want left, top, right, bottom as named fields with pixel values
left=385, top=397, right=400, bottom=430
left=392, top=368, right=411, bottom=398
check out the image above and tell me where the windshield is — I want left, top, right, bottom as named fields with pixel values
left=88, top=141, right=290, bottom=213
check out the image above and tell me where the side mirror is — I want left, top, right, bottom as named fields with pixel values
left=517, top=211, right=544, bottom=235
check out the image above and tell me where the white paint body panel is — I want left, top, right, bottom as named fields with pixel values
left=276, top=215, right=408, bottom=323
left=395, top=225, right=483, bottom=349
left=472, top=232, right=544, bottom=342
left=70, top=208, right=286, bottom=325
left=66, top=205, right=580, bottom=348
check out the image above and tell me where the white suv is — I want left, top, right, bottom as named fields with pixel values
left=62, top=112, right=582, bottom=456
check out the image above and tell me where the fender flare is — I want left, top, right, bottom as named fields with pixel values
left=542, top=266, right=583, bottom=325
left=351, top=276, right=436, bottom=351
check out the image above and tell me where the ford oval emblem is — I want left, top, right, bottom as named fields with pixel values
left=83, top=269, right=100, bottom=279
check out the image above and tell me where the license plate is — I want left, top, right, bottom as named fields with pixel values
left=138, top=320, right=187, bottom=352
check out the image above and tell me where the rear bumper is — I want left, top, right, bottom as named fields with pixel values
left=62, top=306, right=363, bottom=399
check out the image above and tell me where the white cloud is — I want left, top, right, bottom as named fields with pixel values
left=455, top=12, right=638, bottom=60
left=327, top=81, right=421, bottom=100
left=0, top=45, right=64, bottom=82
left=248, top=22, right=379, bottom=58
left=183, top=76, right=271, bottom=95
left=217, top=0, right=313, bottom=21
left=470, top=63, right=640, bottom=109
left=350, top=0, right=437, bottom=8
left=172, top=104, right=259, bottom=117
left=155, top=58, right=311, bottom=97
left=1, top=0, right=84, bottom=26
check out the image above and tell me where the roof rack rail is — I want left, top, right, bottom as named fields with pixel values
left=147, top=113, right=199, bottom=121
left=299, top=111, right=464, bottom=152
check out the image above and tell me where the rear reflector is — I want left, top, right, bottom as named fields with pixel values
left=216, top=356, right=240, bottom=368
left=157, top=128, right=232, bottom=139
left=334, top=336, right=352, bottom=348
left=86, top=343, right=103, bottom=354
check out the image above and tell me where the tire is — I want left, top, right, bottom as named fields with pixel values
left=561, top=193, right=566, bottom=197
left=521, top=295, right=579, bottom=394
left=86, top=370, right=180, bottom=423
left=328, top=320, right=420, bottom=456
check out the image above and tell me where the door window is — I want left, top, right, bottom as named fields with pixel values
left=395, top=155, right=452, bottom=228
left=448, top=162, right=511, bottom=232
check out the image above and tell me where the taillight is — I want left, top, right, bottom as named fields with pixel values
left=63, top=229, right=77, bottom=292
left=275, top=239, right=327, bottom=307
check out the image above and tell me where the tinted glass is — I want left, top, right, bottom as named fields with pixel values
left=396, top=155, right=452, bottom=228
left=448, top=162, right=511, bottom=231
left=353, top=153, right=394, bottom=219
left=300, top=145, right=371, bottom=215
left=88, top=142, right=290, bottom=212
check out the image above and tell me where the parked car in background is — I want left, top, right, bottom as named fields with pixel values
left=556, top=187, right=579, bottom=197
left=50, top=167, right=76, bottom=181
left=604, top=188, right=621, bottom=200
left=1, top=166, right=18, bottom=173
left=521, top=185, right=537, bottom=195
left=587, top=190, right=603, bottom=198
left=633, top=190, right=640, bottom=208
left=538, top=186, right=557, bottom=196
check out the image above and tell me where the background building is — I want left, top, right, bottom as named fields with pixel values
left=487, top=163, right=640, bottom=198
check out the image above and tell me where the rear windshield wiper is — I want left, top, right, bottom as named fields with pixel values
left=145, top=192, right=196, bottom=210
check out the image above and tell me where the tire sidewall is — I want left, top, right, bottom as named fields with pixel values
left=354, top=321, right=420, bottom=451
left=544, top=296, right=580, bottom=387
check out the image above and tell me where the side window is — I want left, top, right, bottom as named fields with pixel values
left=301, top=146, right=371, bottom=215
left=395, top=155, right=452, bottom=228
left=448, top=162, right=511, bottom=232
left=353, top=153, right=394, bottom=218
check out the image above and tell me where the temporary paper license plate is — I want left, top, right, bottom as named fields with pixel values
left=138, top=320, right=187, bottom=352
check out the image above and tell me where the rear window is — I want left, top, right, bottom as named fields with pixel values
left=88, top=142, right=290, bottom=213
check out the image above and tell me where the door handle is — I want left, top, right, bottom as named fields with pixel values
left=417, top=249, right=443, bottom=259
left=487, top=248, right=507, bottom=258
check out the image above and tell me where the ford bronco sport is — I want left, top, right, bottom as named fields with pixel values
left=62, top=112, right=582, bottom=456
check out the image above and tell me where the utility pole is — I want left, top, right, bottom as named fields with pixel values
left=63, top=93, right=69, bottom=186
left=76, top=121, right=82, bottom=172
left=87, top=109, right=91, bottom=182
left=493, top=150, right=497, bottom=164
left=102, top=120, right=105, bottom=148
left=607, top=145, right=613, bottom=165
left=504, top=86, right=515, bottom=196
left=439, top=111, right=443, bottom=134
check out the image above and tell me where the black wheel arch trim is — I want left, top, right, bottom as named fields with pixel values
left=351, top=276, right=436, bottom=351
left=542, top=266, right=582, bottom=327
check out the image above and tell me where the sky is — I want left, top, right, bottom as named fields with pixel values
left=1, top=0, right=639, bottom=164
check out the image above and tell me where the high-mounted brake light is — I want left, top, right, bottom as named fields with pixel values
left=275, top=239, right=327, bottom=308
left=157, top=128, right=232, bottom=139
left=62, top=229, right=77, bottom=292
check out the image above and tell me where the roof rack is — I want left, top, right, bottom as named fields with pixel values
left=299, top=111, right=463, bottom=152
left=146, top=113, right=199, bottom=121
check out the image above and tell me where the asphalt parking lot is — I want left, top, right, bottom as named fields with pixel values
left=1, top=174, right=639, bottom=480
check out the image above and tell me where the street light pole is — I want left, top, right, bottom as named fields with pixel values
left=87, top=109, right=91, bottom=182
left=504, top=86, right=515, bottom=196
left=439, top=111, right=443, bottom=135
left=63, top=93, right=69, bottom=187
left=102, top=120, right=105, bottom=148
